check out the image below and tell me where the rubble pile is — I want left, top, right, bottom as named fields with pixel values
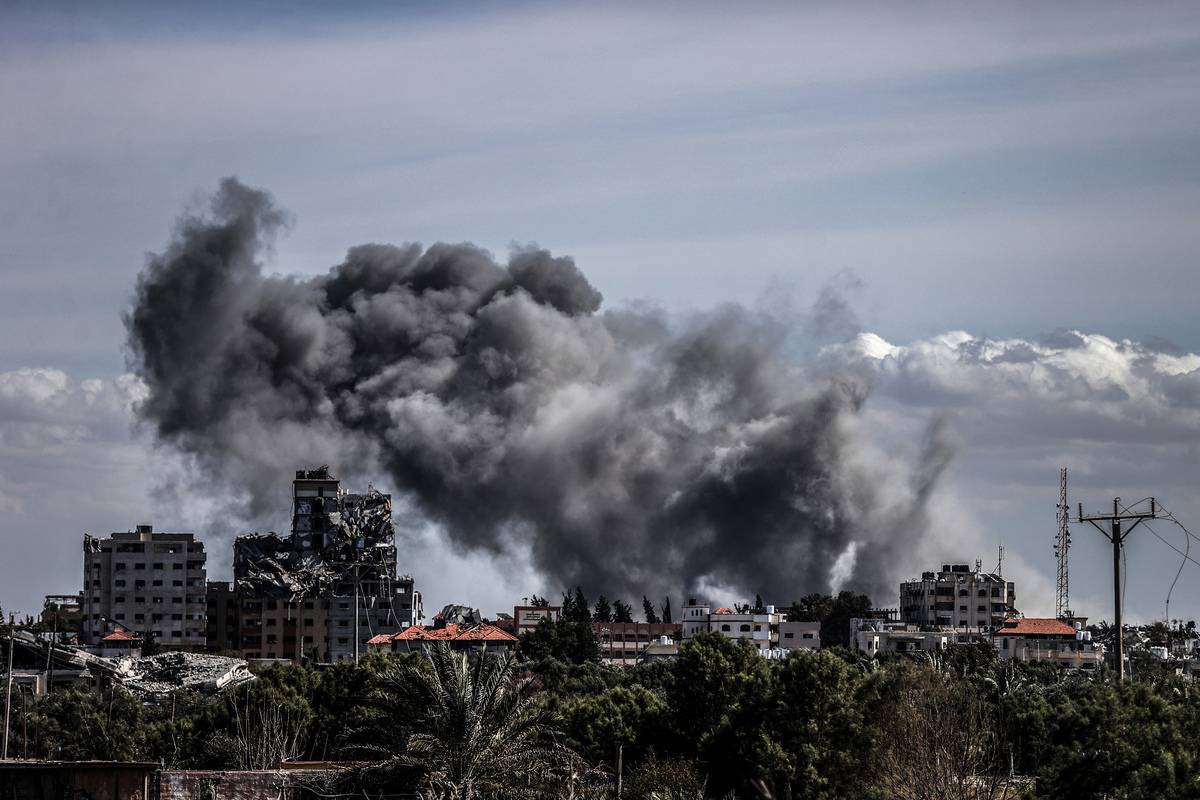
left=118, top=651, right=255, bottom=698
left=235, top=490, right=397, bottom=598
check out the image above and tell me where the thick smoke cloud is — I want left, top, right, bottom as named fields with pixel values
left=126, top=178, right=953, bottom=603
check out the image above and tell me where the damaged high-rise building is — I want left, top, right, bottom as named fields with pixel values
left=230, top=467, right=422, bottom=663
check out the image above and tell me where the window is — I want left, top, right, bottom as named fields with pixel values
left=959, top=605, right=967, bottom=613
left=134, top=563, right=145, bottom=570
left=115, top=580, right=126, bottom=588
left=114, top=596, right=125, bottom=603
left=115, top=563, right=127, bottom=571
left=720, top=624, right=731, bottom=632
left=784, top=632, right=794, bottom=639
left=134, top=596, right=145, bottom=603
left=173, top=580, right=183, bottom=587
left=173, top=563, right=183, bottom=570
left=152, top=563, right=164, bottom=570
left=739, top=624, right=751, bottom=632
left=152, top=580, right=163, bottom=587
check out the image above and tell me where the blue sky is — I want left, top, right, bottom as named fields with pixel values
left=2, top=2, right=1200, bottom=623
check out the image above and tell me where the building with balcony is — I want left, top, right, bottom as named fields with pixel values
left=593, top=621, right=681, bottom=666
left=993, top=617, right=1105, bottom=670
left=81, top=525, right=207, bottom=650
left=680, top=600, right=784, bottom=651
left=900, top=563, right=1016, bottom=630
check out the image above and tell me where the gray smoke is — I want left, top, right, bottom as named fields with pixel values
left=125, top=178, right=954, bottom=604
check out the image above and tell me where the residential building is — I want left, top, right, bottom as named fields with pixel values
left=993, top=617, right=1104, bottom=670
left=232, top=467, right=422, bottom=663
left=779, top=620, right=821, bottom=650
left=851, top=618, right=953, bottom=655
left=205, top=581, right=239, bottom=653
left=639, top=636, right=680, bottom=662
left=41, top=593, right=82, bottom=640
left=680, top=600, right=784, bottom=652
left=900, top=563, right=1016, bottom=630
left=81, top=525, right=207, bottom=650
left=593, top=621, right=681, bottom=666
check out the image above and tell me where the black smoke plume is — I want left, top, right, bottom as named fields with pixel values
left=125, top=178, right=954, bottom=603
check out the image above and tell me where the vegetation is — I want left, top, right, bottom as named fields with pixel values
left=6, top=612, right=1200, bottom=798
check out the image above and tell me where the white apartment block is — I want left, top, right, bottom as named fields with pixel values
left=681, top=600, right=784, bottom=651
left=851, top=618, right=953, bottom=655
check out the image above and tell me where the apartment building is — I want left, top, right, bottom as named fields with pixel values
left=680, top=600, right=784, bottom=651
left=232, top=467, right=422, bottom=663
left=900, top=563, right=1016, bottom=630
left=81, top=525, right=207, bottom=650
left=593, top=621, right=681, bottom=666
left=851, top=618, right=953, bottom=655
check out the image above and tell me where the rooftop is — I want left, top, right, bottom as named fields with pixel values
left=999, top=617, right=1077, bottom=637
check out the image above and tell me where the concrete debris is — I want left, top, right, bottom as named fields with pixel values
left=434, top=604, right=482, bottom=626
left=234, top=489, right=397, bottom=599
left=7, top=629, right=254, bottom=700
left=116, top=652, right=255, bottom=698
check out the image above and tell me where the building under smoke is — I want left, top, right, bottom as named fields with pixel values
left=231, top=467, right=421, bottom=662
left=126, top=177, right=958, bottom=607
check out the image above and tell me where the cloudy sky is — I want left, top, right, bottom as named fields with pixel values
left=3, top=1, right=1200, bottom=623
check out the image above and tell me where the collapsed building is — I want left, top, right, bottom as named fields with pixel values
left=227, top=467, right=422, bottom=663
left=4, top=628, right=253, bottom=699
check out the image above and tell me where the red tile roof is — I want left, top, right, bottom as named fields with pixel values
left=455, top=623, right=518, bottom=642
left=713, top=607, right=733, bottom=615
left=998, top=617, right=1077, bottom=637
left=389, top=623, right=518, bottom=644
left=394, top=624, right=461, bottom=641
left=366, top=633, right=392, bottom=646
left=102, top=630, right=140, bottom=642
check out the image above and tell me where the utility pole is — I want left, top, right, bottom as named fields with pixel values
left=1079, top=496, right=1157, bottom=680
left=353, top=562, right=361, bottom=664
left=1054, top=468, right=1071, bottom=619
left=3, top=619, right=13, bottom=760
left=44, top=609, right=58, bottom=695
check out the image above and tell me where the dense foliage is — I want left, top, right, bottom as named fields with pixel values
left=6, top=633, right=1200, bottom=798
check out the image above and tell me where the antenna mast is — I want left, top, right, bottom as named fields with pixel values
left=1054, top=467, right=1071, bottom=619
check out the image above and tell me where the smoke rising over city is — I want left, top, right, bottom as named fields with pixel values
left=125, top=178, right=954, bottom=603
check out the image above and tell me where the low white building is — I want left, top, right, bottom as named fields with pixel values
left=993, top=617, right=1104, bottom=670
left=779, top=620, right=821, bottom=650
left=851, top=618, right=950, bottom=655
left=681, top=600, right=784, bottom=651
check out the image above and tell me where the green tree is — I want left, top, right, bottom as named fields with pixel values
left=355, top=643, right=569, bottom=799
left=642, top=597, right=660, bottom=624
left=593, top=596, right=613, bottom=623
left=661, top=596, right=673, bottom=624
left=612, top=600, right=634, bottom=623
left=820, top=591, right=873, bottom=648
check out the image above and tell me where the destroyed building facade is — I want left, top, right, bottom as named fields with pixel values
left=230, top=467, right=422, bottom=662
left=81, top=525, right=208, bottom=650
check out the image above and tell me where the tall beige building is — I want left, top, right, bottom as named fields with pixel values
left=81, top=525, right=207, bottom=650
left=900, top=563, right=1015, bottom=630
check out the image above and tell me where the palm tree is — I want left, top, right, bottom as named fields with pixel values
left=355, top=643, right=573, bottom=800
